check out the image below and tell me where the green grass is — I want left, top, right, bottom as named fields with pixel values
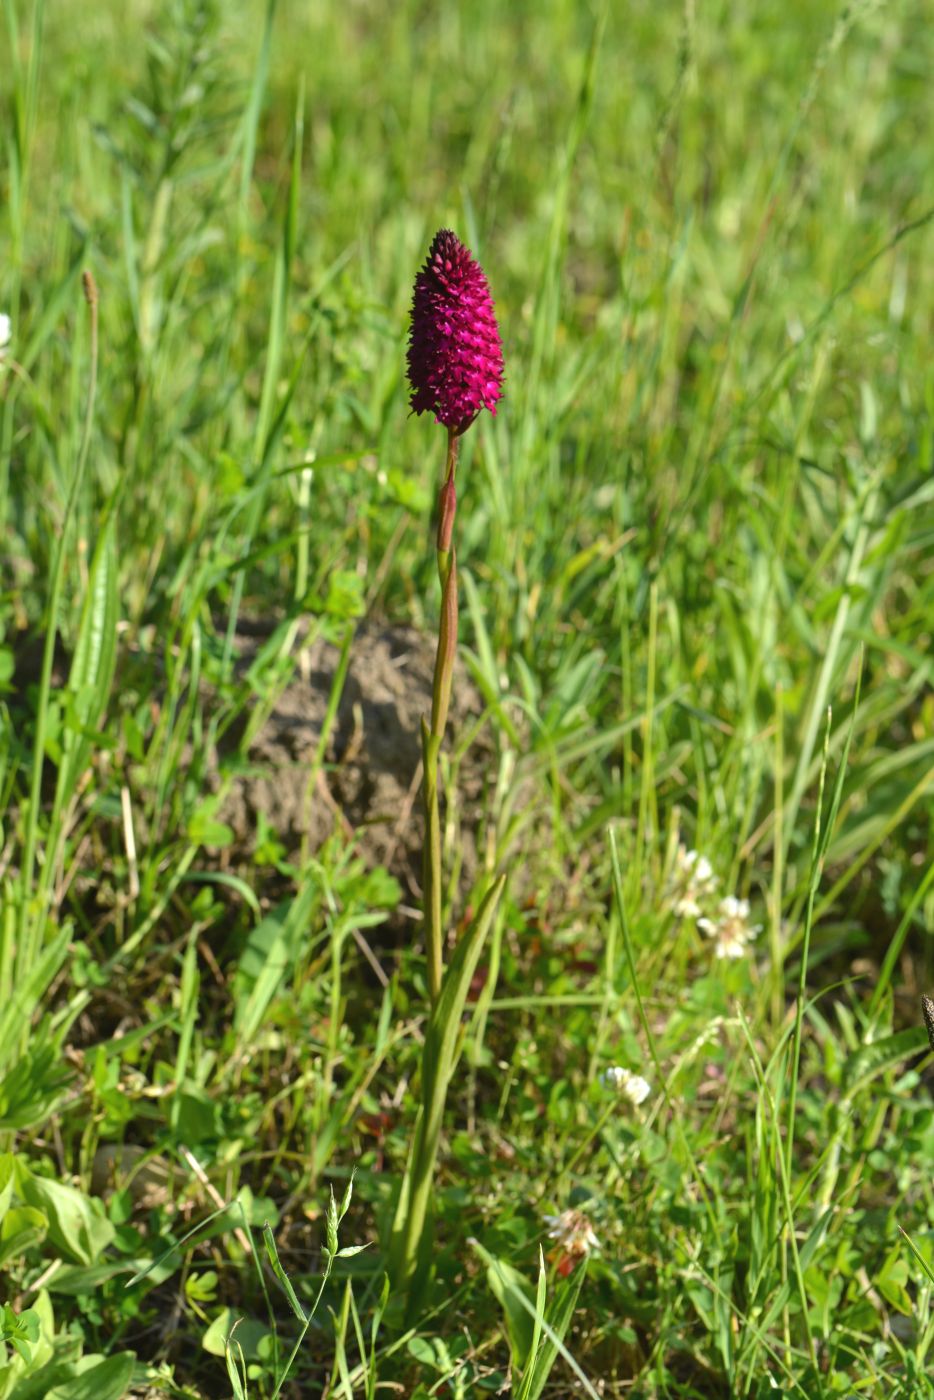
left=2, top=0, right=934, bottom=1394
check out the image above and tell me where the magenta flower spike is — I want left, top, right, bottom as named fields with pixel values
left=407, top=229, right=504, bottom=435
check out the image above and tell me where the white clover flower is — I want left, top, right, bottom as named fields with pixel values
left=543, top=1208, right=599, bottom=1257
left=0, top=313, right=11, bottom=360
left=668, top=844, right=718, bottom=918
left=698, top=895, right=761, bottom=960
left=601, top=1065, right=651, bottom=1105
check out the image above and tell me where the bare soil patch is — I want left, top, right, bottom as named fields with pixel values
left=218, top=622, right=492, bottom=898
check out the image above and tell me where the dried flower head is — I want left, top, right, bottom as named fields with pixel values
left=407, top=229, right=504, bottom=434
left=601, top=1066, right=651, bottom=1105
left=698, top=895, right=761, bottom=960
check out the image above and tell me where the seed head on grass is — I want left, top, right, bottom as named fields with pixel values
left=922, top=996, right=934, bottom=1051
left=407, top=228, right=504, bottom=434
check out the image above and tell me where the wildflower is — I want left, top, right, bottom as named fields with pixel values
left=0, top=313, right=10, bottom=361
left=601, top=1066, right=651, bottom=1105
left=668, top=844, right=718, bottom=918
left=698, top=895, right=761, bottom=960
left=407, top=228, right=504, bottom=434
left=543, top=1208, right=599, bottom=1275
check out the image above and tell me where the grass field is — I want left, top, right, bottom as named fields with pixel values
left=3, top=0, right=934, bottom=1394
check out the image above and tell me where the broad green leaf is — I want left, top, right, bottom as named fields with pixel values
left=483, top=1253, right=536, bottom=1369
left=202, top=1310, right=271, bottom=1361
left=0, top=941, right=71, bottom=1075
left=45, top=1353, right=136, bottom=1400
left=0, top=1155, right=14, bottom=1225
left=53, top=514, right=119, bottom=816
left=0, top=1041, right=72, bottom=1131
left=187, top=799, right=235, bottom=849
left=0, top=1206, right=49, bottom=1270
left=233, top=886, right=317, bottom=1051
left=170, top=1083, right=220, bottom=1147
left=842, top=1027, right=929, bottom=1096
left=876, top=1248, right=912, bottom=1315
left=16, top=1170, right=114, bottom=1266
left=405, top=1336, right=438, bottom=1369
left=45, top=1260, right=137, bottom=1294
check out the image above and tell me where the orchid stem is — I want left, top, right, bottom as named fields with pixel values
left=424, top=427, right=459, bottom=1004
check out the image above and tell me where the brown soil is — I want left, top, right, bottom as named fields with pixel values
left=9, top=619, right=500, bottom=905
left=218, top=622, right=492, bottom=898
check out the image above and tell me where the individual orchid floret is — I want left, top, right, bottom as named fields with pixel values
left=0, top=313, right=11, bottom=363
left=407, top=228, right=504, bottom=434
left=698, top=895, right=762, bottom=960
left=601, top=1065, right=651, bottom=1105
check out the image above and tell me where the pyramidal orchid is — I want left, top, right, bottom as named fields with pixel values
left=388, top=230, right=506, bottom=1306
left=407, top=228, right=504, bottom=434
left=405, top=228, right=504, bottom=1002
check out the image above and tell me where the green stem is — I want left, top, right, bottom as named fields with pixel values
left=17, top=271, right=99, bottom=980
left=388, top=876, right=505, bottom=1302
left=422, top=722, right=444, bottom=1005
left=424, top=428, right=459, bottom=1004
left=387, top=424, right=506, bottom=1306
